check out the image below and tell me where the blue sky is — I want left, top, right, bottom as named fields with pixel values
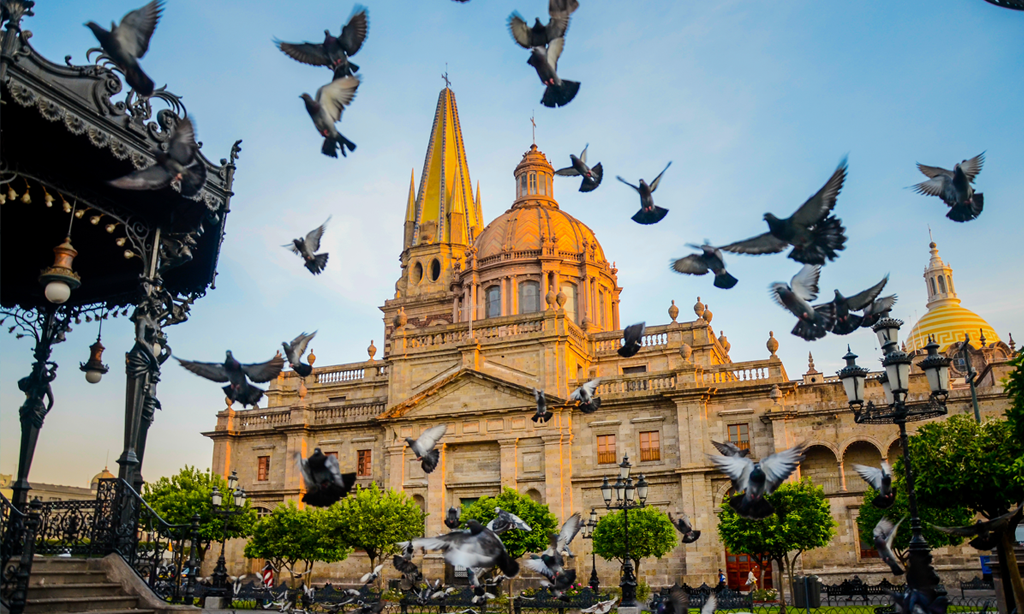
left=2, top=0, right=1021, bottom=489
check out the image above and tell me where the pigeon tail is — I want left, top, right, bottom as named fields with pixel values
left=305, top=253, right=329, bottom=275
left=788, top=215, right=847, bottom=264
left=831, top=312, right=864, bottom=336
left=302, top=474, right=356, bottom=507
left=179, top=162, right=208, bottom=198
left=540, top=80, right=580, bottom=108
left=681, top=530, right=701, bottom=544
left=224, top=383, right=265, bottom=408
left=730, top=494, right=775, bottom=519
left=333, top=61, right=359, bottom=80
left=872, top=492, right=896, bottom=510
left=293, top=362, right=313, bottom=378
left=713, top=271, right=739, bottom=290
left=791, top=317, right=828, bottom=341
left=532, top=410, right=554, bottom=424
left=947, top=193, right=983, bottom=222
left=497, top=551, right=520, bottom=578
left=580, top=166, right=603, bottom=193
left=631, top=206, right=669, bottom=225
left=123, top=63, right=155, bottom=98
left=618, top=341, right=642, bottom=358
left=421, top=448, right=441, bottom=474
left=579, top=398, right=601, bottom=414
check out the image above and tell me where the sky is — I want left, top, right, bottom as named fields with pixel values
left=2, top=0, right=1022, bottom=490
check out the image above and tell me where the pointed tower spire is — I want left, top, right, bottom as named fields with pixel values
left=403, top=169, right=416, bottom=249
left=448, top=163, right=467, bottom=245
left=473, top=180, right=482, bottom=240
left=924, top=238, right=958, bottom=308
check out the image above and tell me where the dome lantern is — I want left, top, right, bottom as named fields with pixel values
left=512, top=144, right=556, bottom=208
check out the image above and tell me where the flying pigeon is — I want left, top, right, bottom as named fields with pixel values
left=656, top=585, right=693, bottom=614
left=829, top=275, right=891, bottom=335
left=555, top=512, right=582, bottom=557
left=709, top=442, right=807, bottom=519
left=108, top=117, right=207, bottom=198
left=85, top=0, right=163, bottom=97
left=406, top=424, right=447, bottom=473
left=668, top=511, right=701, bottom=544
left=554, top=144, right=603, bottom=192
left=671, top=243, right=738, bottom=289
left=853, top=461, right=895, bottom=509
left=873, top=516, right=906, bottom=576
left=617, top=162, right=672, bottom=225
left=354, top=600, right=387, bottom=614
left=581, top=598, right=619, bottom=614
left=721, top=158, right=848, bottom=265
left=508, top=11, right=569, bottom=49
left=911, top=153, right=985, bottom=222
left=393, top=546, right=424, bottom=591
left=275, top=5, right=368, bottom=79
left=400, top=520, right=520, bottom=579
left=769, top=264, right=836, bottom=341
left=177, top=350, right=284, bottom=408
left=445, top=506, right=462, bottom=530
left=569, top=379, right=601, bottom=414
left=531, top=388, right=553, bottom=423
left=526, top=38, right=579, bottom=108
left=932, top=500, right=1024, bottom=551
left=711, top=440, right=750, bottom=458
left=302, top=76, right=359, bottom=158
left=618, top=322, right=646, bottom=357
left=296, top=448, right=357, bottom=507
left=360, top=563, right=385, bottom=585
left=285, top=217, right=331, bottom=275
left=282, top=331, right=316, bottom=377
left=858, top=295, right=898, bottom=329
left=487, top=508, right=532, bottom=534
left=524, top=556, right=576, bottom=599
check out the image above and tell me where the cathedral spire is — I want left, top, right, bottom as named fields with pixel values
left=403, top=169, right=416, bottom=249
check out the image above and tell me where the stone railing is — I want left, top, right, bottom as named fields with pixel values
left=233, top=409, right=291, bottom=431
left=476, top=249, right=543, bottom=266
left=313, top=401, right=387, bottom=425
left=592, top=323, right=672, bottom=354
left=566, top=319, right=588, bottom=349
left=304, top=361, right=389, bottom=385
left=396, top=312, right=549, bottom=352
left=699, top=360, right=779, bottom=385
left=593, top=371, right=677, bottom=396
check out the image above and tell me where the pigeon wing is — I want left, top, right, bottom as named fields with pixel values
left=916, top=163, right=952, bottom=179
left=708, top=454, right=753, bottom=491
left=507, top=12, right=532, bottom=49
left=305, top=216, right=332, bottom=253
left=167, top=117, right=199, bottom=165
left=579, top=144, right=588, bottom=164
left=931, top=523, right=979, bottom=537
left=701, top=594, right=717, bottom=614
left=324, top=453, right=347, bottom=486
left=546, top=37, right=565, bottom=72
left=283, top=241, right=302, bottom=255
left=671, top=254, right=711, bottom=275
left=616, top=176, right=640, bottom=193
left=546, top=15, right=570, bottom=41
left=579, top=379, right=600, bottom=399
left=176, top=358, right=229, bottom=383
left=649, top=161, right=672, bottom=192
left=668, top=586, right=688, bottom=614
left=276, top=40, right=331, bottom=67
left=958, top=152, right=984, bottom=182
left=789, top=159, right=847, bottom=227
left=864, top=295, right=897, bottom=317
left=317, top=77, right=360, bottom=124
left=416, top=424, right=448, bottom=452
left=558, top=512, right=582, bottom=549
left=115, top=0, right=163, bottom=59
left=853, top=464, right=884, bottom=490
left=846, top=275, right=889, bottom=311
left=760, top=443, right=807, bottom=490
left=720, top=232, right=788, bottom=256
left=295, top=452, right=316, bottom=489
left=340, top=6, right=369, bottom=56
left=288, top=331, right=317, bottom=360
left=790, top=264, right=821, bottom=302
left=555, top=166, right=581, bottom=177
left=523, top=557, right=555, bottom=580
left=911, top=177, right=947, bottom=198
left=711, top=440, right=742, bottom=456
left=241, top=354, right=285, bottom=383
left=108, top=165, right=173, bottom=191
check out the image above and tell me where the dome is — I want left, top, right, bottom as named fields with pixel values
left=90, top=466, right=115, bottom=489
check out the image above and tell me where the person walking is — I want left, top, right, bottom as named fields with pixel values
left=746, top=567, right=759, bottom=593
left=718, top=569, right=726, bottom=587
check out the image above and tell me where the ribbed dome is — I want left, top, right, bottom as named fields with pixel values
left=474, top=202, right=606, bottom=264
left=90, top=466, right=115, bottom=488
left=906, top=303, right=1000, bottom=353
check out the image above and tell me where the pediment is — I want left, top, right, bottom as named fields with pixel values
left=380, top=369, right=564, bottom=420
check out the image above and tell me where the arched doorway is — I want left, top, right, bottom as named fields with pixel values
left=725, top=550, right=773, bottom=591
left=843, top=441, right=882, bottom=494
left=801, top=445, right=841, bottom=494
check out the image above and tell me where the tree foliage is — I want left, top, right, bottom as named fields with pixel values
left=142, top=466, right=256, bottom=560
left=855, top=485, right=972, bottom=565
left=1002, top=353, right=1024, bottom=476
left=327, top=483, right=426, bottom=573
left=461, top=488, right=559, bottom=560
left=592, top=506, right=677, bottom=574
left=243, top=501, right=351, bottom=581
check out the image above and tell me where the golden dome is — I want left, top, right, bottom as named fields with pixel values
left=90, top=466, right=115, bottom=489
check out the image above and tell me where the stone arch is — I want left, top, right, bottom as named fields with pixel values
left=839, top=436, right=885, bottom=461
left=525, top=488, right=543, bottom=503
left=842, top=441, right=884, bottom=493
left=714, top=480, right=734, bottom=509
left=885, top=439, right=902, bottom=467
left=801, top=444, right=840, bottom=493
left=412, top=494, right=426, bottom=513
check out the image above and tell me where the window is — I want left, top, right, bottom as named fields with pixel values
left=412, top=262, right=423, bottom=284
left=622, top=365, right=647, bottom=375
left=519, top=281, right=540, bottom=314
left=539, top=172, right=547, bottom=195
left=257, top=456, right=270, bottom=481
left=486, top=285, right=502, bottom=318
left=560, top=283, right=578, bottom=323
left=639, top=431, right=661, bottom=462
left=938, top=276, right=947, bottom=293
left=599, top=290, right=607, bottom=327
left=325, top=451, right=338, bottom=459
left=597, top=435, right=616, bottom=464
left=859, top=522, right=879, bottom=559
left=930, top=277, right=937, bottom=295
left=529, top=172, right=538, bottom=195
left=357, top=450, right=372, bottom=477
left=728, top=424, right=750, bottom=451
left=519, top=174, right=528, bottom=197
left=430, top=259, right=441, bottom=281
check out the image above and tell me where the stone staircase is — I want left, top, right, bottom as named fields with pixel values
left=24, top=557, right=156, bottom=614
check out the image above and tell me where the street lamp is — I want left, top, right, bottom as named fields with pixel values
left=602, top=456, right=646, bottom=608
left=581, top=509, right=600, bottom=591
left=210, top=471, right=247, bottom=597
left=838, top=324, right=950, bottom=598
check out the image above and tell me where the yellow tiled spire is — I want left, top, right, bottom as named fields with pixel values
left=403, top=169, right=416, bottom=249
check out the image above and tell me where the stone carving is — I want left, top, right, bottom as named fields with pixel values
left=668, top=300, right=679, bottom=323
left=767, top=331, right=779, bottom=357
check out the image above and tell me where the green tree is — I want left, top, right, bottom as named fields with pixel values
left=592, top=506, right=676, bottom=575
left=856, top=485, right=973, bottom=565
left=327, top=483, right=426, bottom=577
left=1004, top=352, right=1024, bottom=441
left=142, top=466, right=256, bottom=560
left=243, top=501, right=351, bottom=583
left=717, top=478, right=837, bottom=613
left=461, top=488, right=559, bottom=560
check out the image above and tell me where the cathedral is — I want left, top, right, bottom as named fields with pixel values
left=205, top=86, right=1016, bottom=589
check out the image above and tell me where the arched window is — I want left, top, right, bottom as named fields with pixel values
left=519, top=280, right=540, bottom=314
left=930, top=277, right=937, bottom=295
left=599, top=289, right=607, bottom=327
left=938, top=276, right=947, bottom=293
left=561, top=283, right=578, bottom=324
left=486, top=285, right=502, bottom=318
left=529, top=172, right=538, bottom=195
left=519, top=174, right=527, bottom=197
left=946, top=275, right=953, bottom=293
left=539, top=172, right=547, bottom=195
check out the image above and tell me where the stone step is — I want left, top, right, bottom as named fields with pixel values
left=31, top=557, right=93, bottom=572
left=23, top=595, right=140, bottom=613
left=30, top=570, right=110, bottom=586
left=62, top=611, right=157, bottom=614
left=29, top=581, right=125, bottom=598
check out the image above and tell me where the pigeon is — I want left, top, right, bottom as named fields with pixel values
left=618, top=322, right=646, bottom=357
left=656, top=585, right=691, bottom=614
left=911, top=153, right=985, bottom=222
left=531, top=388, right=553, bottom=423
left=873, top=516, right=906, bottom=576
left=891, top=588, right=948, bottom=614
left=830, top=275, right=890, bottom=335
left=582, top=598, right=619, bottom=614
left=711, top=440, right=750, bottom=458
left=721, top=159, right=848, bottom=265
left=487, top=508, right=532, bottom=534
left=932, top=500, right=1024, bottom=551
left=296, top=448, right=357, bottom=507
left=769, top=265, right=836, bottom=341
left=285, top=217, right=331, bottom=275
left=554, top=144, right=603, bottom=192
left=508, top=11, right=569, bottom=49
left=353, top=600, right=386, bottom=614
left=275, top=5, right=368, bottom=79
left=671, top=243, right=739, bottom=289
left=852, top=461, right=895, bottom=509
left=282, top=331, right=316, bottom=377
left=445, top=506, right=462, bottom=530
left=177, top=351, right=284, bottom=408
left=555, top=512, right=582, bottom=557
left=400, top=519, right=520, bottom=579
left=858, top=295, right=898, bottom=329
left=406, top=424, right=447, bottom=473
left=360, top=563, right=385, bottom=585
left=708, top=442, right=807, bottom=519
left=527, top=38, right=580, bottom=108
left=668, top=511, right=701, bottom=544
left=108, top=117, right=207, bottom=198
left=569, top=379, right=601, bottom=414
left=617, top=162, right=672, bottom=225
left=301, top=76, right=359, bottom=158
left=394, top=550, right=424, bottom=591
left=524, top=556, right=576, bottom=599
left=85, top=0, right=163, bottom=97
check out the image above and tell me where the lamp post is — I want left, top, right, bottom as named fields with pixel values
left=957, top=333, right=982, bottom=423
left=581, top=508, right=600, bottom=591
left=837, top=320, right=951, bottom=598
left=600, top=455, right=648, bottom=608
left=210, top=471, right=247, bottom=597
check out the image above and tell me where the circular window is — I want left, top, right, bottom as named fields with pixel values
left=430, top=259, right=441, bottom=281
left=412, top=262, right=423, bottom=284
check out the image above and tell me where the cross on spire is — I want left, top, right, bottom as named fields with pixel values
left=441, top=63, right=450, bottom=89
left=531, top=111, right=536, bottom=145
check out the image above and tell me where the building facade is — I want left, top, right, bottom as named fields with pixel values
left=204, top=87, right=1016, bottom=589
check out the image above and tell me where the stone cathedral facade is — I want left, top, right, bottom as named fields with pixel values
left=205, top=86, right=1015, bottom=589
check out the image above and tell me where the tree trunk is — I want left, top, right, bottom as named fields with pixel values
left=999, top=528, right=1024, bottom=614
left=775, top=557, right=787, bottom=614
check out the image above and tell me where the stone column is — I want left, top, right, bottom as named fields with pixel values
left=471, top=284, right=478, bottom=321
left=452, top=294, right=460, bottom=323
left=511, top=275, right=519, bottom=314
left=386, top=443, right=406, bottom=491
left=498, top=438, right=518, bottom=490
left=542, top=433, right=570, bottom=520
left=838, top=460, right=847, bottom=491
left=501, top=277, right=508, bottom=316
left=580, top=275, right=590, bottom=322
left=612, top=295, right=621, bottom=331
